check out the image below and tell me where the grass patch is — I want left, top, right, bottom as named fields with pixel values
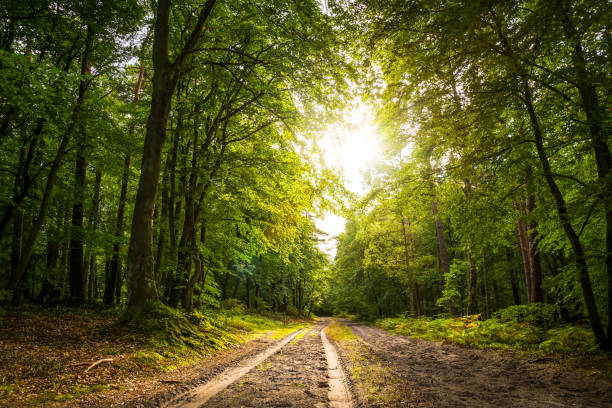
left=376, top=309, right=612, bottom=378
left=326, top=319, right=358, bottom=342
left=290, top=328, right=312, bottom=344
left=28, top=384, right=110, bottom=405
left=326, top=319, right=413, bottom=407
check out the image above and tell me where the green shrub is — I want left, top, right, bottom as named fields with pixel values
left=493, top=303, right=560, bottom=328
left=539, top=326, right=597, bottom=356
left=220, top=298, right=246, bottom=315
left=286, top=304, right=300, bottom=317
left=376, top=305, right=608, bottom=376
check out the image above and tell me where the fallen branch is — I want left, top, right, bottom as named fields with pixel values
left=83, top=358, right=116, bottom=372
left=159, top=380, right=183, bottom=384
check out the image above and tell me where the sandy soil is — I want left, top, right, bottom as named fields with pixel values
left=199, top=319, right=337, bottom=408
left=342, top=319, right=612, bottom=408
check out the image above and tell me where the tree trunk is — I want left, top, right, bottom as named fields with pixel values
left=183, top=221, right=206, bottom=311
left=525, top=173, right=543, bottom=303
left=9, top=211, right=23, bottom=305
left=9, top=133, right=71, bottom=296
left=433, top=201, right=456, bottom=315
left=87, top=170, right=101, bottom=300
left=506, top=247, right=521, bottom=305
left=482, top=248, right=491, bottom=319
left=106, top=42, right=144, bottom=306
left=523, top=77, right=608, bottom=348
left=125, top=0, right=216, bottom=317
left=68, top=25, right=94, bottom=305
left=406, top=218, right=422, bottom=315
left=558, top=0, right=612, bottom=344
left=104, top=153, right=130, bottom=305
left=246, top=275, right=251, bottom=309
left=515, top=202, right=533, bottom=303
left=155, top=167, right=169, bottom=286
left=491, top=4, right=608, bottom=348
left=221, top=272, right=230, bottom=299
left=466, top=246, right=478, bottom=315
left=232, top=273, right=240, bottom=298
left=401, top=217, right=419, bottom=316
left=68, top=119, right=87, bottom=303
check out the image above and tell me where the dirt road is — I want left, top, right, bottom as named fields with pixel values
left=343, top=319, right=612, bottom=408
left=166, top=318, right=350, bottom=408
left=65, top=318, right=611, bottom=407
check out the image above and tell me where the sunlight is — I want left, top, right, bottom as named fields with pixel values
left=315, top=103, right=382, bottom=256
left=319, top=103, right=381, bottom=195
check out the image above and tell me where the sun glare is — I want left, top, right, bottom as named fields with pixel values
left=319, top=104, right=381, bottom=195
left=315, top=103, right=381, bottom=256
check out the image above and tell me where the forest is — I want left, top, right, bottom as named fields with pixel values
left=0, top=0, right=611, bottom=406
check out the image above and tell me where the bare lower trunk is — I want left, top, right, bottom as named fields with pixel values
left=9, top=134, right=70, bottom=296
left=9, top=211, right=23, bottom=305
left=69, top=138, right=87, bottom=303
left=482, top=249, right=491, bottom=319
left=105, top=154, right=130, bottom=305
left=525, top=180, right=543, bottom=303
left=87, top=170, right=101, bottom=300
left=506, top=248, right=521, bottom=305
left=401, top=217, right=418, bottom=316
left=558, top=0, right=612, bottom=345
left=467, top=246, right=478, bottom=315
left=515, top=202, right=533, bottom=303
left=68, top=26, right=93, bottom=305
left=433, top=201, right=456, bottom=315
left=125, top=0, right=216, bottom=317
left=523, top=78, right=608, bottom=348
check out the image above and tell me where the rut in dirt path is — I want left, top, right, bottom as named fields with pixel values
left=343, top=319, right=612, bottom=408
left=167, top=319, right=352, bottom=408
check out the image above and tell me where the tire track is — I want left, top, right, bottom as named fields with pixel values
left=321, top=325, right=352, bottom=408
left=165, top=326, right=308, bottom=408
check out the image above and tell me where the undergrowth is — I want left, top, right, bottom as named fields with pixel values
left=376, top=304, right=612, bottom=378
left=121, top=302, right=309, bottom=372
left=0, top=302, right=307, bottom=405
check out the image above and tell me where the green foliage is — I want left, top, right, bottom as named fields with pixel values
left=220, top=298, right=247, bottom=316
left=437, top=261, right=467, bottom=312
left=377, top=304, right=610, bottom=375
left=493, top=303, right=561, bottom=329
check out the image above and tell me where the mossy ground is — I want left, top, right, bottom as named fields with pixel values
left=0, top=302, right=308, bottom=407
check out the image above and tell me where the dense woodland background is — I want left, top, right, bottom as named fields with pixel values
left=1, top=0, right=611, bottom=351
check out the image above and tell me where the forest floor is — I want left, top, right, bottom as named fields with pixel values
left=0, top=304, right=309, bottom=407
left=2, top=308, right=611, bottom=407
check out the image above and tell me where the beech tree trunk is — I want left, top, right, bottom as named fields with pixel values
left=9, top=211, right=23, bottom=305
left=523, top=78, right=608, bottom=348
left=467, top=246, right=478, bottom=315
left=125, top=0, right=216, bottom=317
left=433, top=201, right=456, bottom=315
left=87, top=170, right=101, bottom=300
left=482, top=249, right=491, bottom=319
left=525, top=174, right=543, bottom=303
left=105, top=154, right=130, bottom=305
left=506, top=248, right=521, bottom=305
left=491, top=4, right=608, bottom=348
left=557, top=0, right=612, bottom=344
left=401, top=217, right=419, bottom=316
left=68, top=25, right=93, bottom=304
left=515, top=202, right=533, bottom=303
